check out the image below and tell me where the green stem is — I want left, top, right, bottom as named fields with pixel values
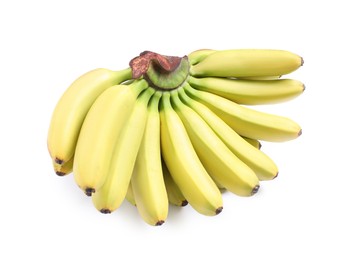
left=129, top=51, right=190, bottom=91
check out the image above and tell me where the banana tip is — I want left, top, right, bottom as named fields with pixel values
left=300, top=57, right=304, bottom=66
left=251, top=185, right=260, bottom=195
left=100, top=209, right=112, bottom=214
left=215, top=207, right=223, bottom=215
left=273, top=172, right=279, bottom=180
left=55, top=171, right=66, bottom=177
left=298, top=129, right=302, bottom=137
left=54, top=158, right=64, bottom=165
left=181, top=200, right=188, bottom=207
left=155, top=220, right=165, bottom=226
left=85, top=188, right=95, bottom=196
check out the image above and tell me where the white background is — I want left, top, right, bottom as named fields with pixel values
left=1, top=0, right=342, bottom=259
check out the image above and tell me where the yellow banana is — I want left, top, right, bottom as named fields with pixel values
left=160, top=92, right=223, bottom=216
left=125, top=183, right=136, bottom=206
left=92, top=87, right=155, bottom=213
left=188, top=76, right=305, bottom=105
left=161, top=158, right=188, bottom=207
left=47, top=68, right=132, bottom=166
left=73, top=79, right=148, bottom=196
left=183, top=84, right=301, bottom=142
left=178, top=86, right=278, bottom=180
left=190, top=49, right=303, bottom=78
left=131, top=92, right=169, bottom=226
left=187, top=49, right=217, bottom=65
left=53, top=156, right=73, bottom=176
left=237, top=76, right=281, bottom=80
left=242, top=137, right=262, bottom=150
left=171, top=91, right=260, bottom=196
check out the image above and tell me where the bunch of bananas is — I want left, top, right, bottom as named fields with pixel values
left=48, top=49, right=304, bottom=226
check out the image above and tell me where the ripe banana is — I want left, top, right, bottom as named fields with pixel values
left=125, top=183, right=136, bottom=206
left=49, top=48, right=304, bottom=225
left=171, top=91, right=260, bottom=196
left=92, top=87, right=155, bottom=213
left=131, top=92, right=169, bottom=226
left=161, top=158, right=188, bottom=207
left=47, top=68, right=132, bottom=166
left=53, top=156, right=73, bottom=176
left=190, top=49, right=303, bottom=78
left=73, top=79, right=148, bottom=196
left=188, top=76, right=305, bottom=105
left=242, top=137, right=262, bottom=150
left=160, top=92, right=223, bottom=216
left=183, top=84, right=302, bottom=142
left=178, top=86, right=278, bottom=180
left=237, top=76, right=281, bottom=80
left=188, top=49, right=216, bottom=65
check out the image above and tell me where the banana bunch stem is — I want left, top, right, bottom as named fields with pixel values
left=129, top=51, right=190, bottom=90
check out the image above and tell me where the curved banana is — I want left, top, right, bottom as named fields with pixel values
left=242, top=137, right=262, bottom=150
left=237, top=76, right=281, bottom=80
left=161, top=158, right=188, bottom=207
left=178, top=86, right=278, bottom=180
left=160, top=92, right=223, bottom=216
left=171, top=91, right=259, bottom=196
left=187, top=49, right=216, bottom=65
left=131, top=91, right=168, bottom=226
left=183, top=84, right=302, bottom=142
left=92, top=87, right=155, bottom=213
left=188, top=76, right=305, bottom=105
left=47, top=68, right=132, bottom=166
left=53, top=156, right=73, bottom=176
left=125, top=183, right=136, bottom=206
left=73, top=79, right=148, bottom=196
left=190, top=49, right=303, bottom=78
